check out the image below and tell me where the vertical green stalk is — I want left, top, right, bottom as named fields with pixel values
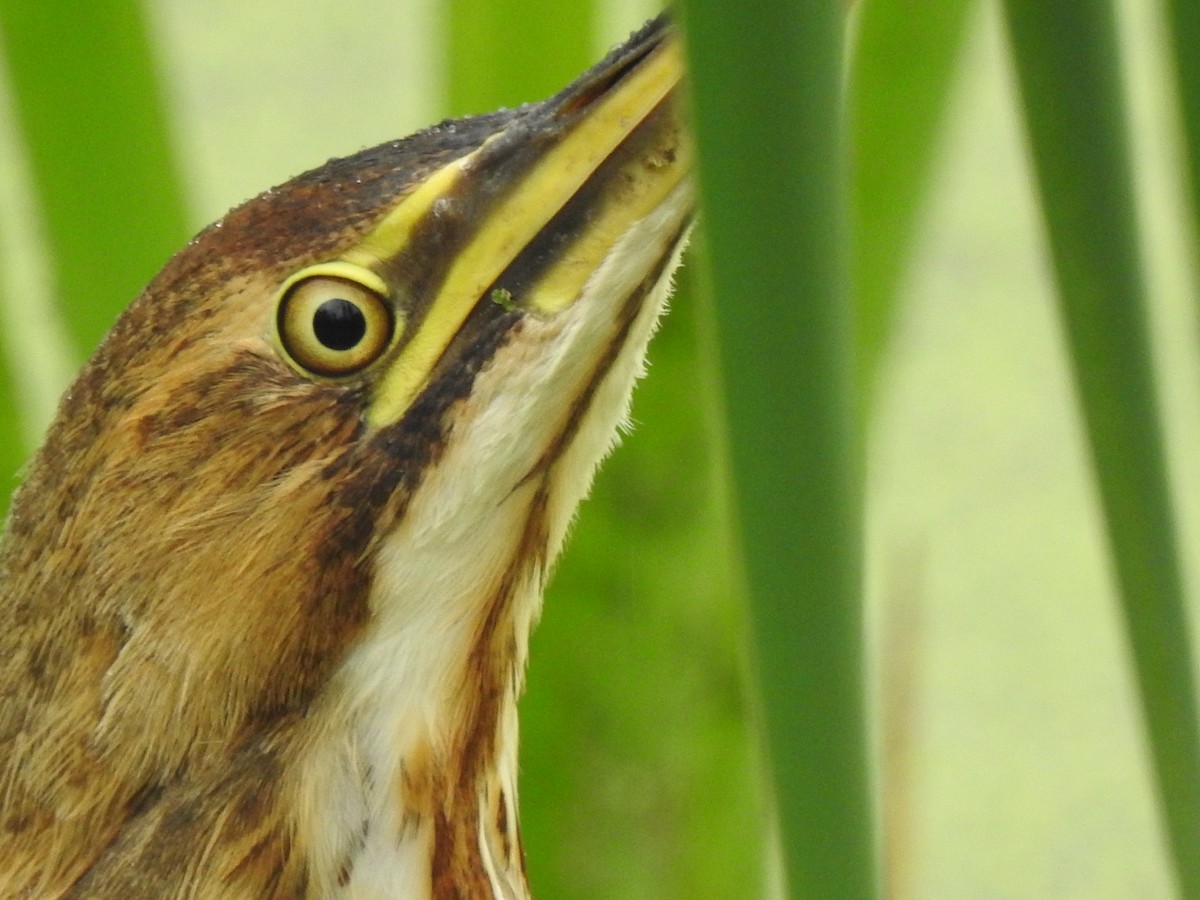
left=1163, top=0, right=1200, bottom=275
left=1001, top=3, right=1200, bottom=895
left=849, top=0, right=974, bottom=401
left=679, top=2, right=875, bottom=897
left=0, top=0, right=189, bottom=356
left=445, top=0, right=594, bottom=115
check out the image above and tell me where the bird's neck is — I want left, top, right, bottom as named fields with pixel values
left=289, top=477, right=551, bottom=899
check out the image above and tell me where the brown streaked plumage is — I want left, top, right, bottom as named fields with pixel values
left=0, top=15, right=692, bottom=899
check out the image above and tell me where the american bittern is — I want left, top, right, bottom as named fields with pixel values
left=0, top=17, right=690, bottom=897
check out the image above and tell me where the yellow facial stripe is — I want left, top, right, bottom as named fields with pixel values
left=525, top=133, right=692, bottom=315
left=364, top=39, right=685, bottom=430
left=341, top=160, right=469, bottom=275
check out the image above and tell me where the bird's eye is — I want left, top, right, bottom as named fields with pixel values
left=277, top=275, right=394, bottom=376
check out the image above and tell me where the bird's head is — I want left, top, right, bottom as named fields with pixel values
left=0, top=18, right=690, bottom=897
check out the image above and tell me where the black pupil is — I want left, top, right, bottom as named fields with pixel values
left=312, top=298, right=367, bottom=351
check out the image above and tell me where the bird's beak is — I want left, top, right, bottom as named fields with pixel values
left=320, top=19, right=688, bottom=430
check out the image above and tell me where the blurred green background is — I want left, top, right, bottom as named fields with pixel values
left=2, top=0, right=1198, bottom=896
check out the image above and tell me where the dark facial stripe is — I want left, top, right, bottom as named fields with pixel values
left=485, top=99, right=680, bottom=308
left=519, top=219, right=691, bottom=489
left=376, top=18, right=672, bottom=330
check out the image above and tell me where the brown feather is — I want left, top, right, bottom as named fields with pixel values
left=0, top=17, right=686, bottom=897
left=0, top=123, right=503, bottom=895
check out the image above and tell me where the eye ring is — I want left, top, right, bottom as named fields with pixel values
left=276, top=269, right=395, bottom=377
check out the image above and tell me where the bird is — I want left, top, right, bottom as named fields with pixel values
left=0, top=16, right=691, bottom=899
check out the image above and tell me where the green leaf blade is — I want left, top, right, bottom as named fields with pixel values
left=849, top=0, right=975, bottom=399
left=1001, top=2, right=1200, bottom=895
left=0, top=0, right=190, bottom=357
left=678, top=1, right=876, bottom=896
